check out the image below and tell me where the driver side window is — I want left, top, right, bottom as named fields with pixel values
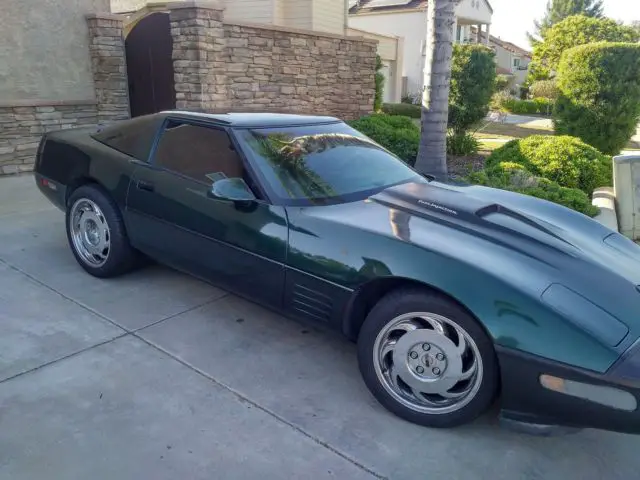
left=154, top=120, right=248, bottom=187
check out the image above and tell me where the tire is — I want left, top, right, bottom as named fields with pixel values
left=357, top=287, right=498, bottom=428
left=66, top=184, right=139, bottom=278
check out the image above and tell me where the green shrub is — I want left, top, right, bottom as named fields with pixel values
left=529, top=80, right=559, bottom=100
left=504, top=99, right=538, bottom=114
left=491, top=90, right=513, bottom=111
left=554, top=42, right=640, bottom=155
left=382, top=103, right=421, bottom=119
left=533, top=97, right=554, bottom=115
left=348, top=114, right=420, bottom=165
left=531, top=15, right=640, bottom=80
left=486, top=135, right=612, bottom=194
left=497, top=98, right=554, bottom=115
left=448, top=44, right=497, bottom=134
left=374, top=55, right=385, bottom=112
left=495, top=74, right=512, bottom=92
left=447, top=132, right=479, bottom=156
left=401, top=93, right=419, bottom=104
left=466, top=163, right=599, bottom=217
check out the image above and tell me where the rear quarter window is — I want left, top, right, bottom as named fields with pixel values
left=92, top=115, right=163, bottom=161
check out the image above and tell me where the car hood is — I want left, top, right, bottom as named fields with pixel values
left=299, top=180, right=640, bottom=342
left=365, top=180, right=640, bottom=286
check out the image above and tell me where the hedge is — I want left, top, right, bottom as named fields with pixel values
left=374, top=55, right=384, bottom=112
left=486, top=135, right=612, bottom=195
left=347, top=114, right=608, bottom=217
left=466, top=163, right=599, bottom=217
left=530, top=15, right=640, bottom=81
left=448, top=44, right=497, bottom=134
left=499, top=98, right=554, bottom=115
left=382, top=103, right=421, bottom=118
left=348, top=114, right=420, bottom=165
left=529, top=80, right=559, bottom=100
left=554, top=42, right=640, bottom=155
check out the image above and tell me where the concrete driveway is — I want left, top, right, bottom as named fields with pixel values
left=1, top=173, right=639, bottom=480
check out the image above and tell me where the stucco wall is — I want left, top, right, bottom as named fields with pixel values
left=281, top=0, right=313, bottom=31
left=349, top=11, right=425, bottom=96
left=1, top=0, right=109, bottom=102
left=312, top=0, right=346, bottom=35
left=0, top=13, right=130, bottom=176
left=455, top=0, right=492, bottom=24
left=224, top=0, right=276, bottom=24
left=111, top=0, right=147, bottom=12
left=494, top=45, right=512, bottom=73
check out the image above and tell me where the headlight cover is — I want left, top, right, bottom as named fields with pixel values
left=541, top=283, right=629, bottom=347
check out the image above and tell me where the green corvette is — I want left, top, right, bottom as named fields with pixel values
left=35, top=111, right=640, bottom=435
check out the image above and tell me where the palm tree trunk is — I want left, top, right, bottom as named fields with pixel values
left=414, top=0, right=459, bottom=180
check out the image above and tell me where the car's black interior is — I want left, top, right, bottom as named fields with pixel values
left=154, top=122, right=245, bottom=185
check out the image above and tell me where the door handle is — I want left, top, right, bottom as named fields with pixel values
left=137, top=180, right=155, bottom=192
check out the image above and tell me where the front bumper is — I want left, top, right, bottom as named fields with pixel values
left=496, top=345, right=640, bottom=435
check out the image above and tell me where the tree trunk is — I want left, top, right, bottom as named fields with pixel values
left=414, top=0, right=459, bottom=180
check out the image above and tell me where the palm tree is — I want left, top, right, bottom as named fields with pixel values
left=414, top=0, right=461, bottom=181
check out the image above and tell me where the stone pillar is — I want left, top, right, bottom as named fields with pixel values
left=476, top=24, right=481, bottom=43
left=169, top=1, right=228, bottom=112
left=485, top=24, right=491, bottom=45
left=86, top=14, right=130, bottom=123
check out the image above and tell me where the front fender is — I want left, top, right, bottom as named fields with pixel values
left=286, top=205, right=621, bottom=373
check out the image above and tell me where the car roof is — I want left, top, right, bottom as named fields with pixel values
left=158, top=110, right=342, bottom=128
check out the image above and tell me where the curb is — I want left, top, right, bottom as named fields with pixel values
left=592, top=187, right=619, bottom=232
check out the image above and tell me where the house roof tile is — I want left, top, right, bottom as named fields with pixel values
left=470, top=26, right=531, bottom=57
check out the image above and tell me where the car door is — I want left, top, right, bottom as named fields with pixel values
left=125, top=118, right=288, bottom=309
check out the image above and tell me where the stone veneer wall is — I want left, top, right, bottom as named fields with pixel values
left=169, top=1, right=377, bottom=120
left=0, top=103, right=98, bottom=175
left=86, top=14, right=131, bottom=124
left=0, top=14, right=129, bottom=175
left=170, top=4, right=229, bottom=111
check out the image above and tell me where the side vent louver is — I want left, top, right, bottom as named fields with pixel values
left=292, top=284, right=333, bottom=323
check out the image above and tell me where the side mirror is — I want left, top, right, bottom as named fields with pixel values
left=208, top=178, right=257, bottom=207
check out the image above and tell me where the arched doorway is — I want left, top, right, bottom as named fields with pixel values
left=125, top=12, right=176, bottom=117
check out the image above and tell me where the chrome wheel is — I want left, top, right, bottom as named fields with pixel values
left=373, top=312, right=483, bottom=415
left=69, top=198, right=111, bottom=268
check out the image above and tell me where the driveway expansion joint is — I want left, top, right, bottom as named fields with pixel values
left=0, top=256, right=130, bottom=334
left=0, top=257, right=383, bottom=478
left=136, top=334, right=389, bottom=480
left=0, top=332, right=129, bottom=385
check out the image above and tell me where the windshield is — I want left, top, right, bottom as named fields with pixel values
left=235, top=122, right=426, bottom=206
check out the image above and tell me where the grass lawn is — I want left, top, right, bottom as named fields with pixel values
left=477, top=139, right=508, bottom=153
left=474, top=121, right=554, bottom=138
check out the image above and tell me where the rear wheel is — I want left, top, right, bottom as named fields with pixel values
left=66, top=185, right=139, bottom=278
left=357, top=288, right=498, bottom=428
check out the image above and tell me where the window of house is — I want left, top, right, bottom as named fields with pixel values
left=153, top=121, right=247, bottom=186
left=513, top=58, right=521, bottom=68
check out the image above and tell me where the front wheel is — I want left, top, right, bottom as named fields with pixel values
left=357, top=288, right=499, bottom=428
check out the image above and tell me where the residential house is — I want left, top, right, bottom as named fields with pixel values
left=0, top=0, right=127, bottom=175
left=471, top=26, right=531, bottom=88
left=112, top=0, right=350, bottom=35
left=348, top=0, right=494, bottom=100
